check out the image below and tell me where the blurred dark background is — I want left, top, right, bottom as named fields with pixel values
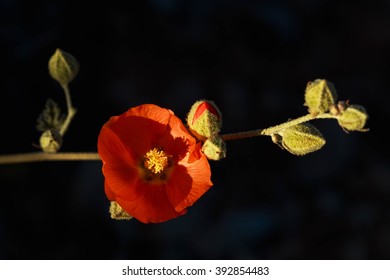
left=0, top=0, right=389, bottom=259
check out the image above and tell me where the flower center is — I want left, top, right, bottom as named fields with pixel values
left=143, top=147, right=171, bottom=175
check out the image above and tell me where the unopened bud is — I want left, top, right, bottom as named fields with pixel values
left=337, top=104, right=368, bottom=132
left=201, top=136, right=226, bottom=160
left=187, top=100, right=222, bottom=141
left=109, top=201, right=132, bottom=220
left=39, top=129, right=63, bottom=153
left=279, top=123, right=326, bottom=156
left=48, top=48, right=79, bottom=86
left=304, top=79, right=338, bottom=115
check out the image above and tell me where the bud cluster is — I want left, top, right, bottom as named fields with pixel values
left=269, top=79, right=369, bottom=156
left=304, top=79, right=369, bottom=132
left=37, top=48, right=80, bottom=153
left=187, top=100, right=226, bottom=160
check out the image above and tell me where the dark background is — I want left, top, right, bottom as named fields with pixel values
left=0, top=0, right=388, bottom=259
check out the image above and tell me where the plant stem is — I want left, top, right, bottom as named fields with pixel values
left=0, top=152, right=100, bottom=165
left=0, top=113, right=338, bottom=164
left=59, top=83, right=77, bottom=136
left=221, top=113, right=337, bottom=141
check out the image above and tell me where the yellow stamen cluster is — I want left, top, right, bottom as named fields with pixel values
left=143, top=148, right=171, bottom=174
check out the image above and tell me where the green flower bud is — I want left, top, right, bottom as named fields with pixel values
left=187, top=100, right=222, bottom=141
left=337, top=104, right=369, bottom=132
left=48, top=48, right=79, bottom=86
left=201, top=136, right=226, bottom=160
left=279, top=123, right=326, bottom=156
left=39, top=129, right=63, bottom=153
left=109, top=201, right=133, bottom=220
left=304, top=79, right=338, bottom=115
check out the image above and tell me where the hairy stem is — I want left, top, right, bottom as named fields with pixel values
left=59, top=83, right=77, bottom=136
left=0, top=114, right=339, bottom=164
left=221, top=113, right=337, bottom=141
left=0, top=152, right=100, bottom=165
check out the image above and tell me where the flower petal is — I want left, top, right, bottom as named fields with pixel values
left=158, top=113, right=196, bottom=162
left=126, top=104, right=173, bottom=124
left=167, top=147, right=213, bottom=212
left=110, top=117, right=164, bottom=159
left=98, top=122, right=137, bottom=167
left=104, top=181, right=116, bottom=201
left=103, top=163, right=142, bottom=201
left=116, top=182, right=187, bottom=223
left=101, top=104, right=174, bottom=159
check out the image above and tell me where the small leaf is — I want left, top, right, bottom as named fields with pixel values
left=304, top=79, right=338, bottom=115
left=48, top=48, right=79, bottom=86
left=36, top=99, right=65, bottom=132
left=279, top=123, right=326, bottom=156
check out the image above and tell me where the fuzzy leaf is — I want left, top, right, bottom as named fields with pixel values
left=36, top=99, right=65, bottom=132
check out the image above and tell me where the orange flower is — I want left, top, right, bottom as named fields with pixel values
left=97, top=104, right=213, bottom=223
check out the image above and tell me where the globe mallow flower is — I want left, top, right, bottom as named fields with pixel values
left=97, top=104, right=213, bottom=223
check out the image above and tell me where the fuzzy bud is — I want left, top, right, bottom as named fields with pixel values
left=278, top=123, right=326, bottom=156
left=337, top=104, right=368, bottom=132
left=304, top=79, right=338, bottom=115
left=201, top=136, right=226, bottom=160
left=187, top=100, right=222, bottom=141
left=48, top=48, right=79, bottom=86
left=39, top=129, right=63, bottom=153
left=109, top=201, right=132, bottom=220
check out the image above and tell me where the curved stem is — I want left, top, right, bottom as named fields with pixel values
left=0, top=152, right=100, bottom=165
left=59, top=83, right=77, bottom=136
left=221, top=113, right=337, bottom=141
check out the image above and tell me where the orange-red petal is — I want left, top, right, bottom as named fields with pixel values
left=116, top=181, right=187, bottom=223
left=166, top=145, right=213, bottom=212
left=106, top=109, right=171, bottom=160
left=98, top=104, right=213, bottom=223
left=158, top=113, right=195, bottom=162
left=98, top=120, right=137, bottom=167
